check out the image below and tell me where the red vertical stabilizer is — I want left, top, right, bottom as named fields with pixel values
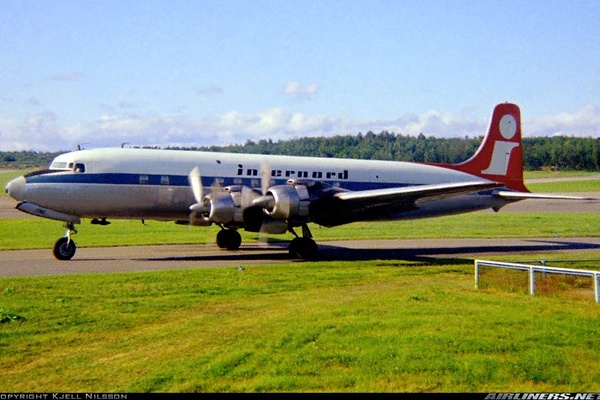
left=440, top=103, right=529, bottom=192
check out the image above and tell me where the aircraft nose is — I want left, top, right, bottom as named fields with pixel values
left=5, top=176, right=26, bottom=201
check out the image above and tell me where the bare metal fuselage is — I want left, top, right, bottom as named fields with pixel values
left=10, top=148, right=508, bottom=226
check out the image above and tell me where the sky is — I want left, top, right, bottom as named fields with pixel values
left=1, top=0, right=599, bottom=151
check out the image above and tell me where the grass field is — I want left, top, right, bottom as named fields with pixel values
left=1, top=258, right=600, bottom=392
left=1, top=169, right=599, bottom=392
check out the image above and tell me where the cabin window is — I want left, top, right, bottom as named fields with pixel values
left=74, top=163, right=85, bottom=173
left=160, top=175, right=170, bottom=185
left=139, top=175, right=149, bottom=185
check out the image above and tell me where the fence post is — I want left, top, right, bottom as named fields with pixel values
left=475, top=261, right=480, bottom=290
left=595, top=273, right=600, bottom=303
left=529, top=267, right=536, bottom=296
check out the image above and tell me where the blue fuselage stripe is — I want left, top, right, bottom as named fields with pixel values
left=25, top=173, right=410, bottom=192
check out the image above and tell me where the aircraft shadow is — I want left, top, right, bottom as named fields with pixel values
left=140, top=239, right=600, bottom=263
left=318, top=239, right=600, bottom=263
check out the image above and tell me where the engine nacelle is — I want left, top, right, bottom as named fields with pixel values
left=206, top=191, right=235, bottom=224
left=264, top=184, right=310, bottom=220
left=258, top=219, right=288, bottom=234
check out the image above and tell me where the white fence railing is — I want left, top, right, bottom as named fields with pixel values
left=474, top=260, right=600, bottom=303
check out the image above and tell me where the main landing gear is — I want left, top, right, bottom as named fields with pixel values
left=214, top=224, right=319, bottom=260
left=288, top=224, right=318, bottom=261
left=53, top=223, right=77, bottom=261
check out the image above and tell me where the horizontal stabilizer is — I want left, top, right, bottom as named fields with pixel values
left=494, top=191, right=598, bottom=202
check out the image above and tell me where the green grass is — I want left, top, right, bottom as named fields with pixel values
left=523, top=171, right=600, bottom=192
left=526, top=179, right=600, bottom=193
left=1, top=168, right=36, bottom=194
left=523, top=170, right=600, bottom=179
left=1, top=259, right=600, bottom=392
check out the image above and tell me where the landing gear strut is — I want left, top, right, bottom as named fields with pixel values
left=288, top=224, right=319, bottom=260
left=53, top=223, right=77, bottom=261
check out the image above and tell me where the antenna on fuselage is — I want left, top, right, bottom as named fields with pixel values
left=77, top=143, right=89, bottom=151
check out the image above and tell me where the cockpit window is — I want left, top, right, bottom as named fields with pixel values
left=51, top=161, right=69, bottom=170
left=49, top=161, right=86, bottom=172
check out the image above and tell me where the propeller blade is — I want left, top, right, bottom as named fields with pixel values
left=188, top=167, right=210, bottom=225
left=188, top=166, right=203, bottom=203
left=241, top=186, right=261, bottom=209
left=260, top=158, right=271, bottom=195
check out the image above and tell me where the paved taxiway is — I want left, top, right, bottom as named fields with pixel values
left=1, top=237, right=600, bottom=277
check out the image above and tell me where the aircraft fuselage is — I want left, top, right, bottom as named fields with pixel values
left=8, top=148, right=504, bottom=225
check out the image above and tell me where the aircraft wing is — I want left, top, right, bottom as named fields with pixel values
left=334, top=181, right=504, bottom=203
left=310, top=181, right=504, bottom=226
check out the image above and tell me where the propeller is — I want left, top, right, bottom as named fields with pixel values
left=241, top=158, right=273, bottom=209
left=239, top=158, right=279, bottom=246
left=261, top=158, right=271, bottom=196
left=188, top=167, right=209, bottom=224
left=247, top=159, right=275, bottom=209
left=257, top=159, right=279, bottom=246
left=189, top=166, right=203, bottom=207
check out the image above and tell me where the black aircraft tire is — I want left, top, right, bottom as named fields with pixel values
left=225, top=230, right=242, bottom=250
left=288, top=237, right=302, bottom=258
left=53, top=237, right=77, bottom=261
left=297, top=238, right=319, bottom=261
left=216, top=230, right=228, bottom=249
left=289, top=237, right=318, bottom=261
left=216, top=229, right=242, bottom=251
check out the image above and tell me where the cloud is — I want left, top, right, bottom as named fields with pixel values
left=51, top=72, right=83, bottom=82
left=283, top=81, right=320, bottom=101
left=117, top=100, right=139, bottom=109
left=385, top=108, right=485, bottom=138
left=196, top=85, right=224, bottom=96
left=0, top=104, right=598, bottom=151
left=527, top=104, right=600, bottom=137
left=0, top=112, right=64, bottom=151
left=26, top=97, right=42, bottom=106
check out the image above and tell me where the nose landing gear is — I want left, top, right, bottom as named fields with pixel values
left=53, top=223, right=77, bottom=261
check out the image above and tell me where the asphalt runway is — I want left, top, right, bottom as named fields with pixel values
left=1, top=237, right=600, bottom=277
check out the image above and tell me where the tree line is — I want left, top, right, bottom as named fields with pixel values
left=178, top=133, right=600, bottom=171
left=1, top=133, right=599, bottom=171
